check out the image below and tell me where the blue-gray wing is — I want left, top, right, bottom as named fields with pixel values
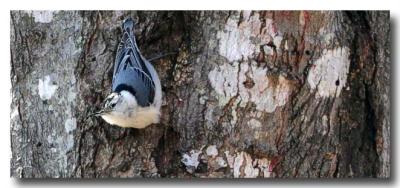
left=112, top=18, right=155, bottom=107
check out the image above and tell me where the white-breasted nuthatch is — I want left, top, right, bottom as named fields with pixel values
left=94, top=18, right=162, bottom=129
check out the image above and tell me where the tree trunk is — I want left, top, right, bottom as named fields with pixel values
left=10, top=10, right=390, bottom=178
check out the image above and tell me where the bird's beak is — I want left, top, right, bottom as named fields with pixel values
left=86, top=110, right=105, bottom=119
left=92, top=111, right=103, bottom=117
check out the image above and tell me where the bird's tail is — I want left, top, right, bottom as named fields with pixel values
left=123, top=18, right=135, bottom=33
left=122, top=17, right=141, bottom=58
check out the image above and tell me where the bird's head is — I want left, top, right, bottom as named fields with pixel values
left=93, top=91, right=137, bottom=118
left=99, top=92, right=122, bottom=115
left=96, top=90, right=144, bottom=127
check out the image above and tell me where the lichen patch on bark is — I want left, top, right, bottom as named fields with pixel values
left=232, top=151, right=271, bottom=178
left=11, top=107, right=19, bottom=120
left=26, top=11, right=58, bottom=23
left=248, top=118, right=262, bottom=129
left=307, top=47, right=350, bottom=98
left=38, top=75, right=58, bottom=100
left=233, top=151, right=245, bottom=178
left=217, top=13, right=260, bottom=62
left=206, top=145, right=218, bottom=157
left=217, top=12, right=281, bottom=62
left=64, top=118, right=77, bottom=133
left=208, top=61, right=292, bottom=113
left=181, top=149, right=202, bottom=173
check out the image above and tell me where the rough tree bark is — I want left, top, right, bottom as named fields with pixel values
left=10, top=11, right=390, bottom=178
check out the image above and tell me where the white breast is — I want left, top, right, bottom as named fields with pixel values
left=101, top=106, right=160, bottom=129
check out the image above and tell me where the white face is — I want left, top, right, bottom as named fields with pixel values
left=102, top=92, right=121, bottom=112
left=99, top=91, right=160, bottom=128
left=100, top=91, right=138, bottom=123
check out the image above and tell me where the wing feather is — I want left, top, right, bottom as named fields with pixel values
left=112, top=19, right=156, bottom=106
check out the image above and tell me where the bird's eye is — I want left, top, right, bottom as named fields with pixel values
left=110, top=103, right=116, bottom=108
